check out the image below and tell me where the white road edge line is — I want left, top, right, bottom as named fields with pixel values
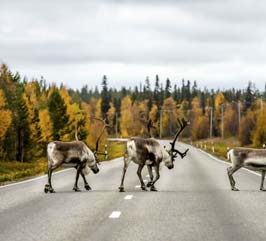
left=124, top=195, right=133, bottom=200
left=197, top=148, right=262, bottom=178
left=109, top=211, right=121, bottom=219
left=0, top=168, right=72, bottom=189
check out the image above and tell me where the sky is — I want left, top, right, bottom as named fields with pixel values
left=1, top=0, right=266, bottom=91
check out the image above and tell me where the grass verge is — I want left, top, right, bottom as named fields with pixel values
left=191, top=137, right=240, bottom=161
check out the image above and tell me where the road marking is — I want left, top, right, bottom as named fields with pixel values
left=109, top=211, right=121, bottom=219
left=143, top=179, right=148, bottom=183
left=124, top=195, right=133, bottom=200
left=135, top=185, right=141, bottom=189
left=146, top=174, right=150, bottom=178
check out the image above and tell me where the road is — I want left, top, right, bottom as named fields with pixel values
left=0, top=141, right=265, bottom=241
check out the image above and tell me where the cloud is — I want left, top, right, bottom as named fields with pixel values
left=1, top=0, right=266, bottom=90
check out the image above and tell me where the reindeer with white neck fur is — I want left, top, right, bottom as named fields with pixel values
left=227, top=147, right=266, bottom=191
left=119, top=118, right=189, bottom=192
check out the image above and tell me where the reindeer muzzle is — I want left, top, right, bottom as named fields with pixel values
left=167, top=163, right=174, bottom=169
left=91, top=164, right=99, bottom=174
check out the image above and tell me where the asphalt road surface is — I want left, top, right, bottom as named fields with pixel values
left=0, top=141, right=266, bottom=241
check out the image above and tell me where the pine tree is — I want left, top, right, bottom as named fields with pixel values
left=101, top=75, right=110, bottom=118
left=165, top=78, right=171, bottom=98
left=48, top=88, right=70, bottom=140
left=154, top=75, right=160, bottom=106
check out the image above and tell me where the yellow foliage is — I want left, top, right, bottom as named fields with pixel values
left=39, top=109, right=53, bottom=142
left=214, top=91, right=225, bottom=111
left=107, top=102, right=116, bottom=125
left=24, top=82, right=39, bottom=108
left=252, top=109, right=266, bottom=147
left=223, top=105, right=238, bottom=137
left=191, top=115, right=209, bottom=140
left=0, top=89, right=7, bottom=107
left=120, top=96, right=132, bottom=137
left=0, top=109, right=11, bottom=141
left=149, top=104, right=158, bottom=122
left=0, top=89, right=11, bottom=142
left=161, top=97, right=179, bottom=137
left=83, top=100, right=107, bottom=151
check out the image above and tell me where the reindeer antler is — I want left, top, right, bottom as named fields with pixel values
left=170, top=118, right=189, bottom=159
left=93, top=118, right=110, bottom=162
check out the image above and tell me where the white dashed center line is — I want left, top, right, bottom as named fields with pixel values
left=109, top=211, right=121, bottom=219
left=124, top=195, right=133, bottom=200
left=135, top=185, right=141, bottom=189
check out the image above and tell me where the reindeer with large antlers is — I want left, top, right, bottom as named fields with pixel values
left=119, top=118, right=189, bottom=192
left=44, top=119, right=109, bottom=193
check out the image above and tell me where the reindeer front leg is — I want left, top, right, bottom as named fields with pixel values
left=81, top=173, right=91, bottom=191
left=146, top=165, right=154, bottom=188
left=150, top=163, right=160, bottom=192
left=73, top=165, right=82, bottom=192
left=260, top=170, right=266, bottom=191
left=44, top=162, right=61, bottom=193
left=227, top=166, right=241, bottom=191
left=119, top=153, right=131, bottom=192
left=137, top=164, right=147, bottom=191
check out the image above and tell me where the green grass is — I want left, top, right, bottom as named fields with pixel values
left=107, top=141, right=125, bottom=160
left=0, top=141, right=125, bottom=185
left=0, top=158, right=47, bottom=184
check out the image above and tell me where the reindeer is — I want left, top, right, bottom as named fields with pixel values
left=44, top=119, right=109, bottom=193
left=119, top=118, right=189, bottom=192
left=227, top=147, right=266, bottom=191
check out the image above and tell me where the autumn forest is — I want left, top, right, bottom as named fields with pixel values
left=1, top=64, right=266, bottom=164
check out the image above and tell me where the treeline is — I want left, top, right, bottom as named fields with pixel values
left=1, top=64, right=266, bottom=162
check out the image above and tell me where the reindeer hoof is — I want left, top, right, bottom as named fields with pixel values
left=44, top=184, right=49, bottom=193
left=260, top=187, right=266, bottom=191
left=119, top=187, right=125, bottom=192
left=84, top=184, right=91, bottom=191
left=231, top=187, right=239, bottom=191
left=146, top=181, right=153, bottom=188
left=150, top=186, right=157, bottom=192
left=44, top=184, right=55, bottom=193
left=141, top=185, right=147, bottom=191
left=73, top=187, right=81, bottom=192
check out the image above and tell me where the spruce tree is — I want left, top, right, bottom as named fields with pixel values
left=154, top=75, right=160, bottom=106
left=48, top=88, right=70, bottom=140
left=165, top=78, right=171, bottom=98
left=101, top=75, right=110, bottom=118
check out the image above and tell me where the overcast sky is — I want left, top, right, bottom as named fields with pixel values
left=1, top=0, right=266, bottom=91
